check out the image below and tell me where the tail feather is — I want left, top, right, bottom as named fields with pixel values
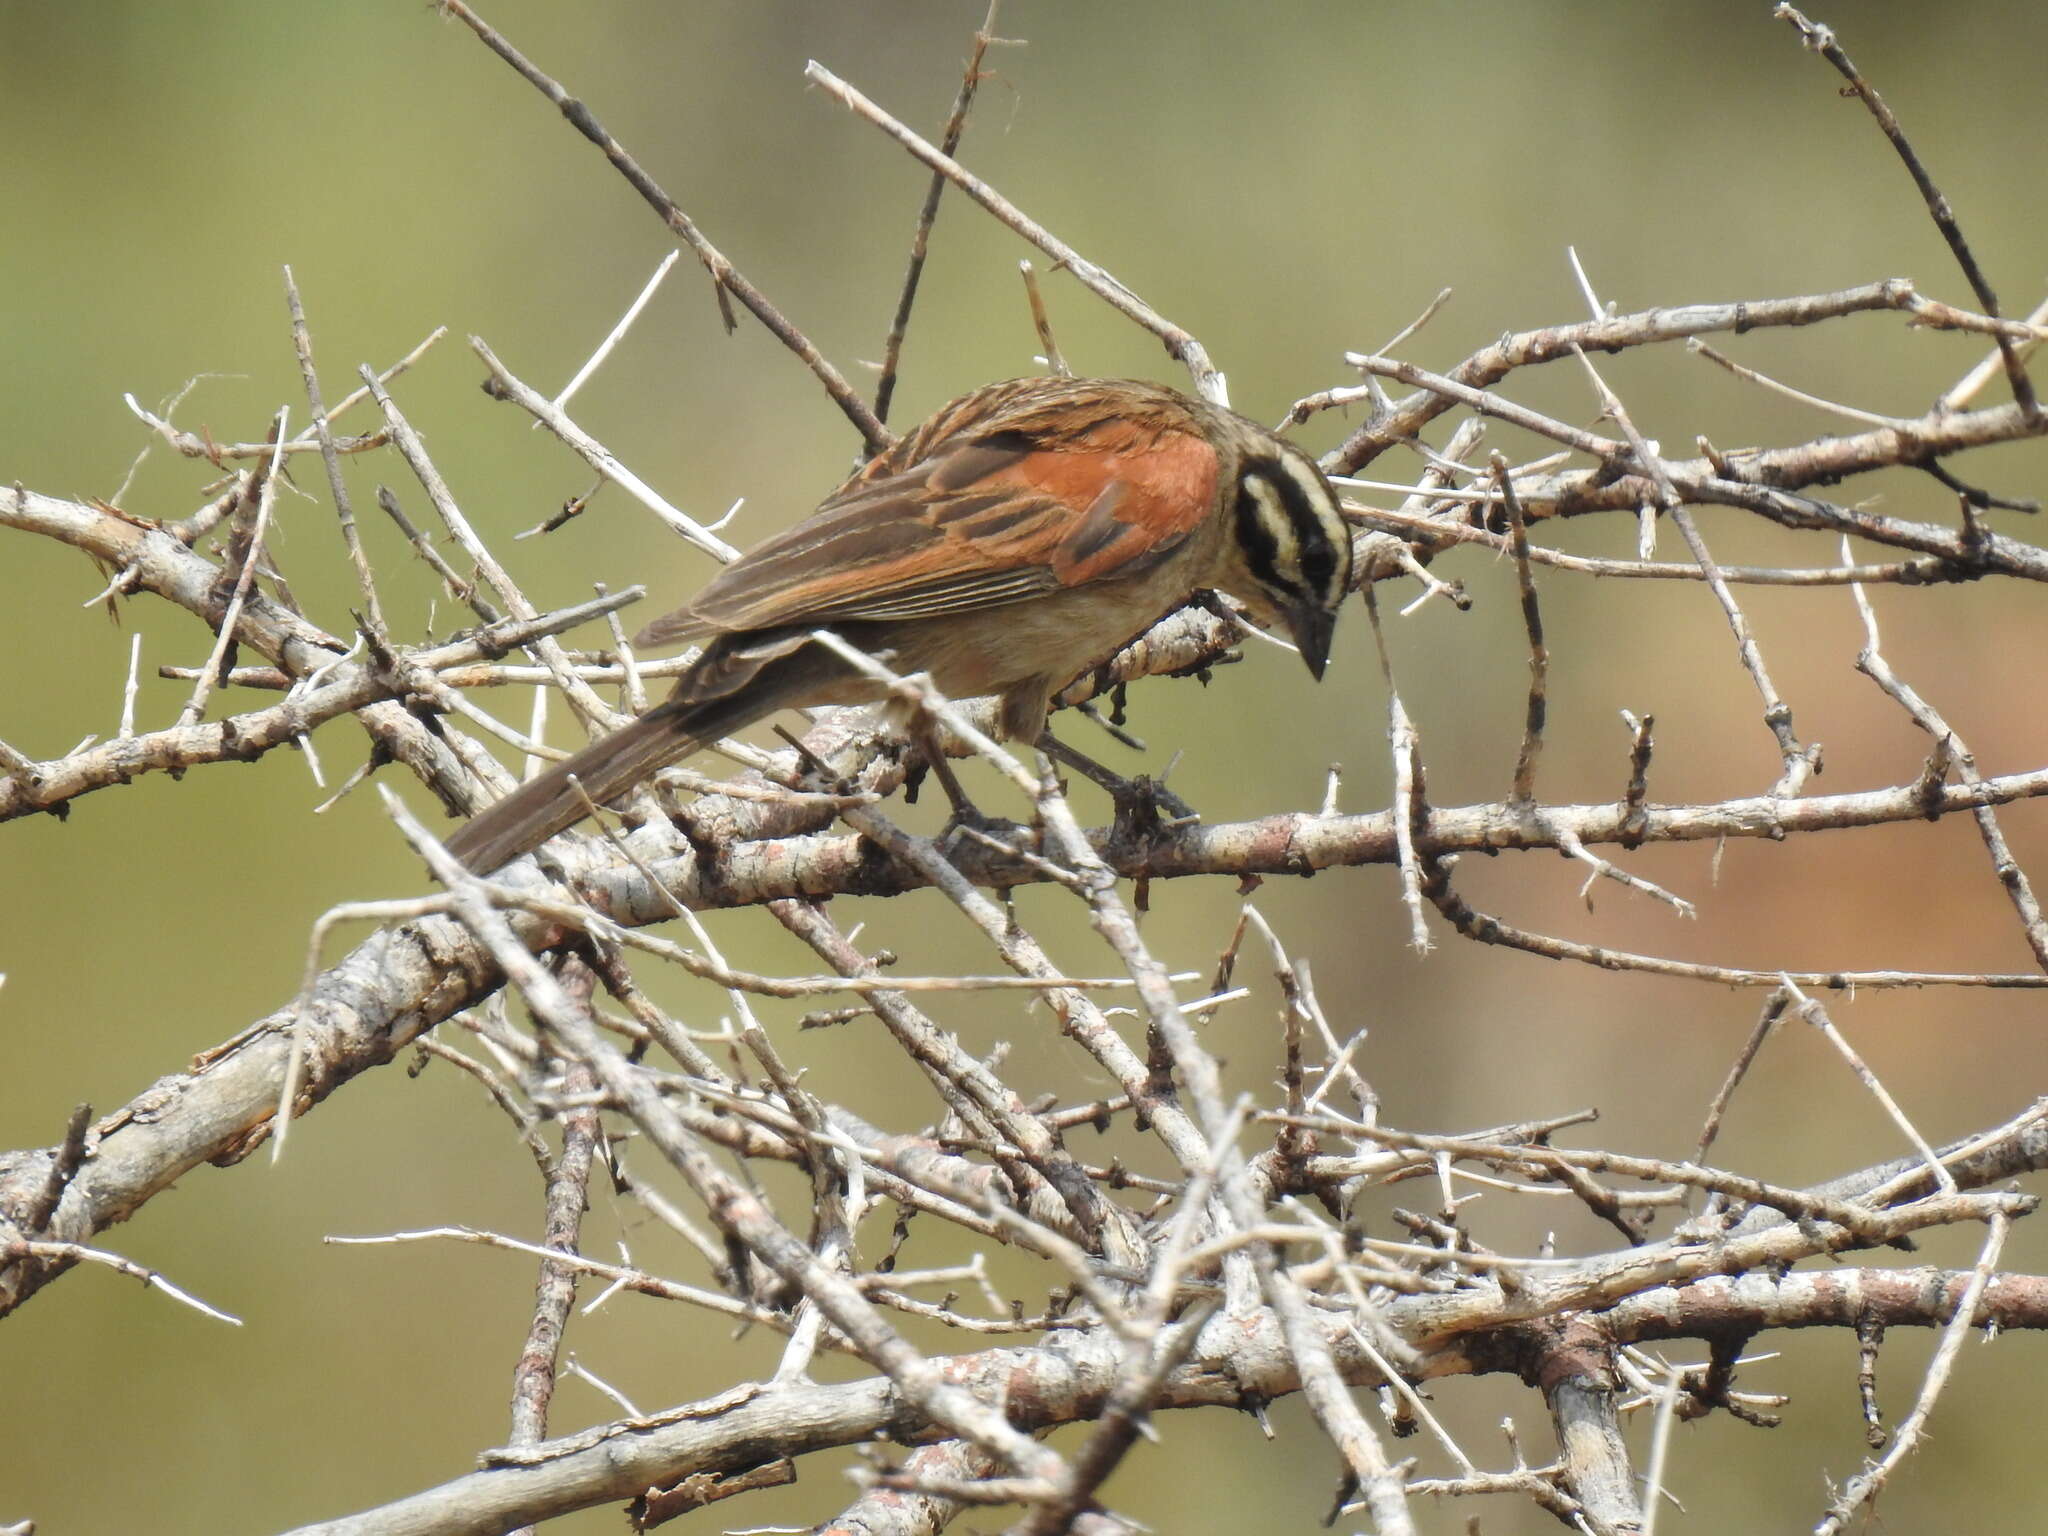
left=442, top=634, right=862, bottom=873
left=444, top=704, right=710, bottom=873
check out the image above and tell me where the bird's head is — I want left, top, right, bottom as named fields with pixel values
left=1219, top=435, right=1353, bottom=679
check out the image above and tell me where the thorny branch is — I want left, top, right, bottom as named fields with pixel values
left=6, top=7, right=2048, bottom=1536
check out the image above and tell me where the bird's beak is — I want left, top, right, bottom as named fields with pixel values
left=1287, top=603, right=1336, bottom=681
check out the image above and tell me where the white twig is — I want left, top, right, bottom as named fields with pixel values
left=14, top=1240, right=241, bottom=1326
left=118, top=632, right=142, bottom=738
left=470, top=335, right=740, bottom=563
left=1814, top=1211, right=2010, bottom=1535
left=549, top=249, right=681, bottom=417
left=1781, top=979, right=1956, bottom=1194
left=804, top=59, right=1227, bottom=405
left=1639, top=1360, right=1684, bottom=1536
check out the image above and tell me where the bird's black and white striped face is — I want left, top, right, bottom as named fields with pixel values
left=1227, top=441, right=1354, bottom=678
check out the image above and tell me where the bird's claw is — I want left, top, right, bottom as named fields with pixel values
left=1109, top=773, right=1201, bottom=839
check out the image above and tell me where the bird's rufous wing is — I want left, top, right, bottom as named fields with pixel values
left=633, top=405, right=1219, bottom=648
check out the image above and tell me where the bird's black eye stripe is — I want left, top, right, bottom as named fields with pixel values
left=1233, top=473, right=1298, bottom=596
left=1277, top=463, right=1341, bottom=599
left=1237, top=454, right=1342, bottom=599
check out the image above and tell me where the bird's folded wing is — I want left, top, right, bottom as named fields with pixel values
left=640, top=418, right=1219, bottom=645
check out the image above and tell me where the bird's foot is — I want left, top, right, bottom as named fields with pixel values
left=1036, top=730, right=1199, bottom=838
left=896, top=726, right=1035, bottom=853
left=1109, top=772, right=1200, bottom=839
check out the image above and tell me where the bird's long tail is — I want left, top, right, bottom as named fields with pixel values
left=443, top=699, right=734, bottom=874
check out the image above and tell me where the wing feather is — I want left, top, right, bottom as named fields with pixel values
left=634, top=379, right=1221, bottom=646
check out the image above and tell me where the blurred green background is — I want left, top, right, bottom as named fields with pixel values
left=5, top=1, right=2048, bottom=1531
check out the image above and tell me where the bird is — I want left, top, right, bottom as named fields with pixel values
left=443, top=375, right=1353, bottom=873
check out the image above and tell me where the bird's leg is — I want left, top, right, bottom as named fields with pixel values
left=770, top=723, right=856, bottom=797
left=908, top=716, right=976, bottom=818
left=902, top=716, right=1030, bottom=849
left=1036, top=729, right=1200, bottom=833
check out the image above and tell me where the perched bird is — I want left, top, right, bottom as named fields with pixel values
left=444, top=376, right=1352, bottom=873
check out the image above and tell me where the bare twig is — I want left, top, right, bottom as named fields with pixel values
left=436, top=0, right=891, bottom=454
left=1494, top=455, right=1546, bottom=805
left=549, top=249, right=679, bottom=418
left=805, top=60, right=1226, bottom=404
left=177, top=411, right=290, bottom=727
left=280, top=269, right=385, bottom=648
left=872, top=2, right=1003, bottom=425
left=1775, top=4, right=2038, bottom=418
left=1849, top=561, right=2048, bottom=971
left=1813, top=1211, right=2012, bottom=1534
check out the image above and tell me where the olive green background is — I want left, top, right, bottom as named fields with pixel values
left=4, top=2, right=2048, bottom=1531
